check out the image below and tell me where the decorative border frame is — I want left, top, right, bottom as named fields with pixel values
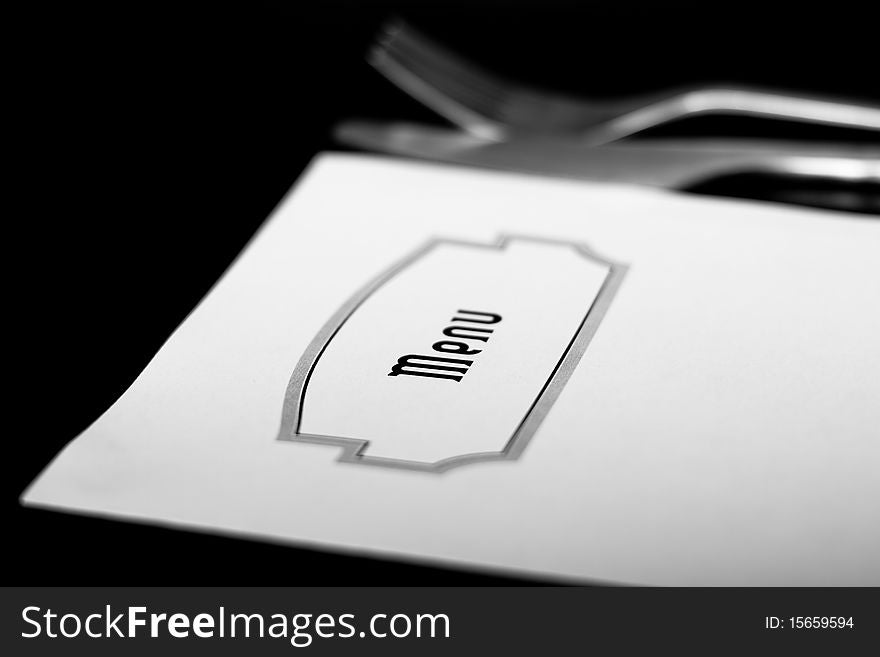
left=277, top=234, right=627, bottom=473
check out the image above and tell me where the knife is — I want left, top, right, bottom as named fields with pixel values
left=334, top=121, right=880, bottom=189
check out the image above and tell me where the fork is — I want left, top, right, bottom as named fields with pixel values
left=370, top=21, right=880, bottom=145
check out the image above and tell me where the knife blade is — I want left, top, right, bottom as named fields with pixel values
left=334, top=121, right=880, bottom=189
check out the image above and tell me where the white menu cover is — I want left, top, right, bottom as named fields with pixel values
left=23, top=153, right=880, bottom=585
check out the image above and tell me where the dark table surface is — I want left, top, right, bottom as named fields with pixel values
left=10, top=1, right=879, bottom=585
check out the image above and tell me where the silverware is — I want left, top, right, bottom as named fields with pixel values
left=335, top=121, right=880, bottom=189
left=370, top=21, right=880, bottom=145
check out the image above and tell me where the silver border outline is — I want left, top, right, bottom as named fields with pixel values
left=277, top=235, right=627, bottom=473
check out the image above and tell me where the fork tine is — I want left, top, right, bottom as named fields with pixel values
left=371, top=22, right=516, bottom=137
left=381, top=41, right=510, bottom=117
left=387, top=23, right=512, bottom=100
left=370, top=43, right=507, bottom=139
left=372, top=21, right=599, bottom=135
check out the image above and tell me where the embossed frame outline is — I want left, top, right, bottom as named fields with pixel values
left=277, top=234, right=627, bottom=473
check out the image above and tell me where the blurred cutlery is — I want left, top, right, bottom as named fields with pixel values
left=335, top=120, right=880, bottom=189
left=371, top=21, right=880, bottom=144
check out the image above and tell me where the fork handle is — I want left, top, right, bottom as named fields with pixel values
left=590, top=89, right=880, bottom=145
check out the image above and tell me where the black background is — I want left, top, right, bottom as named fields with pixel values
left=9, top=1, right=880, bottom=585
